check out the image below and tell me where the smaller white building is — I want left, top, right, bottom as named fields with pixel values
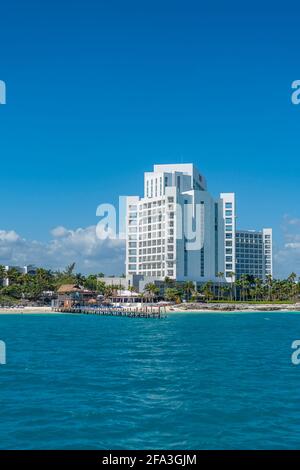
left=2, top=265, right=37, bottom=287
left=98, top=274, right=143, bottom=291
left=236, top=229, right=273, bottom=280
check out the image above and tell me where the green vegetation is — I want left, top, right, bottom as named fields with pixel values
left=0, top=263, right=107, bottom=305
left=0, top=264, right=299, bottom=305
left=199, top=273, right=300, bottom=303
left=159, top=274, right=300, bottom=304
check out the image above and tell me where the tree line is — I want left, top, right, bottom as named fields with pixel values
left=144, top=272, right=300, bottom=303
left=0, top=264, right=299, bottom=304
left=0, top=263, right=106, bottom=304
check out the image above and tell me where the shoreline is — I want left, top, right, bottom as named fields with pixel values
left=0, top=304, right=299, bottom=315
left=165, top=303, right=300, bottom=314
left=0, top=305, right=300, bottom=316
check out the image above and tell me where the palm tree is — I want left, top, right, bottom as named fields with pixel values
left=104, top=285, right=114, bottom=299
left=183, top=281, right=195, bottom=302
left=287, top=273, right=297, bottom=301
left=163, top=276, right=174, bottom=298
left=216, top=272, right=224, bottom=301
left=202, top=281, right=213, bottom=302
left=65, top=263, right=76, bottom=276
left=144, top=283, right=159, bottom=303
left=235, top=278, right=242, bottom=301
left=240, top=274, right=250, bottom=301
left=6, top=267, right=22, bottom=285
left=165, top=287, right=181, bottom=303
left=254, top=277, right=262, bottom=301
left=227, top=271, right=236, bottom=301
left=266, top=274, right=273, bottom=302
left=139, top=292, right=145, bottom=304
left=128, top=285, right=137, bottom=303
left=75, top=272, right=86, bottom=286
left=83, top=274, right=97, bottom=290
left=96, top=281, right=106, bottom=295
left=164, top=276, right=174, bottom=287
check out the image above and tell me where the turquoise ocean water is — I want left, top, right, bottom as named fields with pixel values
left=0, top=311, right=300, bottom=449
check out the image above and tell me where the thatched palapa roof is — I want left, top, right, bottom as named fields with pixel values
left=57, top=284, right=83, bottom=294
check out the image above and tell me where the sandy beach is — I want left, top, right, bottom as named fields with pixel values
left=0, top=304, right=299, bottom=315
left=0, top=307, right=53, bottom=314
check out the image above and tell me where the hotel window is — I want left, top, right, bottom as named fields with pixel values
left=225, top=210, right=232, bottom=216
left=129, top=219, right=137, bottom=226
left=225, top=202, right=232, bottom=208
left=225, top=225, right=233, bottom=232
left=226, top=233, right=232, bottom=239
left=150, top=180, right=153, bottom=198
left=225, top=218, right=232, bottom=224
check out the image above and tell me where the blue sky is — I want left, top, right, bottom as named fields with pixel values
left=0, top=0, right=299, bottom=276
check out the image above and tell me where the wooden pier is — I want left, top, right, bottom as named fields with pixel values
left=52, top=306, right=166, bottom=319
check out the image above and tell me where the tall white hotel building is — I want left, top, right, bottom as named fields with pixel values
left=125, top=164, right=272, bottom=284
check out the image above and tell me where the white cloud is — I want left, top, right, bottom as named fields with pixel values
left=3, top=216, right=297, bottom=279
left=50, top=226, right=69, bottom=238
left=274, top=216, right=300, bottom=278
left=0, top=230, right=20, bottom=242
left=0, top=226, right=125, bottom=275
left=285, top=243, right=300, bottom=249
left=286, top=217, right=300, bottom=226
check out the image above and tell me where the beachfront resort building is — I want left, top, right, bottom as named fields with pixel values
left=124, top=163, right=273, bottom=285
left=125, top=164, right=225, bottom=282
left=236, top=229, right=273, bottom=281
